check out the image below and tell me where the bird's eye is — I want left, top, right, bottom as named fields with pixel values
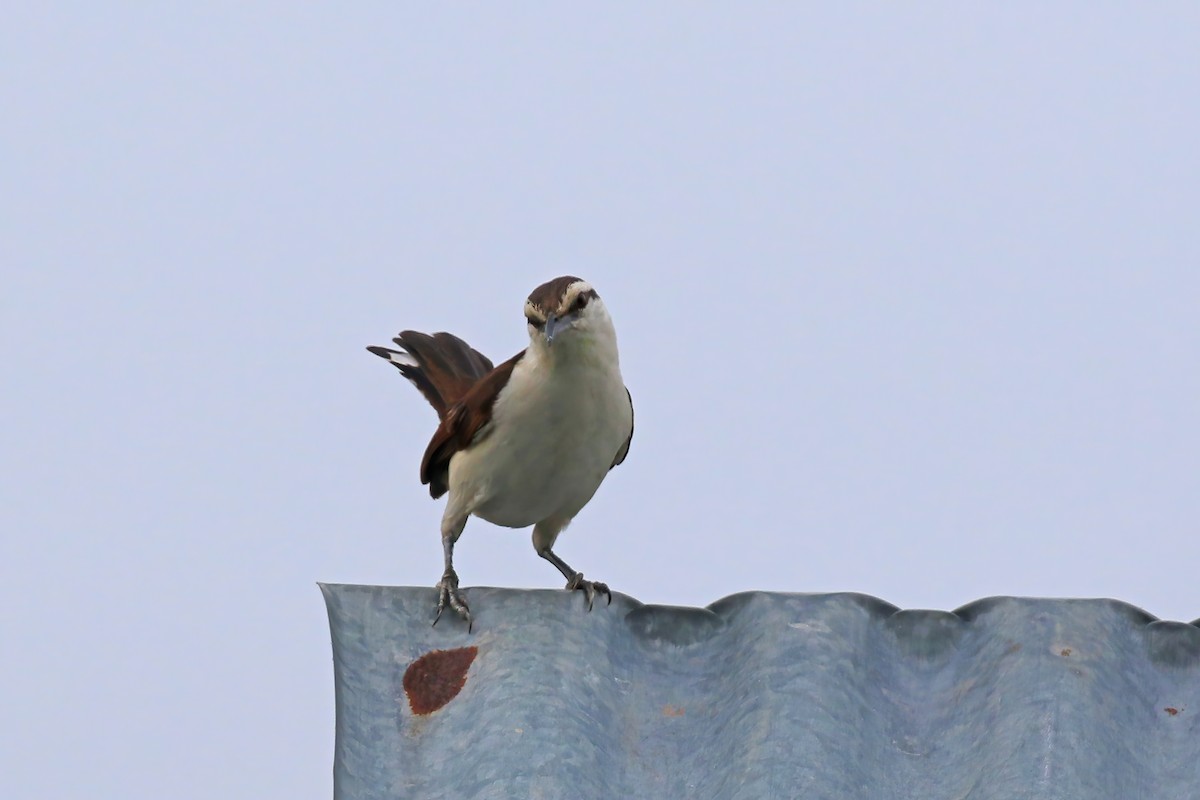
left=527, top=316, right=545, bottom=330
left=572, top=294, right=589, bottom=312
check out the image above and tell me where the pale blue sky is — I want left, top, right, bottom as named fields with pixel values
left=3, top=5, right=1198, bottom=798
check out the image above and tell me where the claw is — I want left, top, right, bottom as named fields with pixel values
left=433, top=570, right=472, bottom=632
left=565, top=572, right=612, bottom=612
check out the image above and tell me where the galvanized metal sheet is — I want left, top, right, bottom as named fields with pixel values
left=321, top=585, right=1200, bottom=799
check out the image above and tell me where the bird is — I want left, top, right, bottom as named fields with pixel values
left=367, top=276, right=634, bottom=630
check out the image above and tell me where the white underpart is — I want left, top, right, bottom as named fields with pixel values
left=442, top=296, right=631, bottom=552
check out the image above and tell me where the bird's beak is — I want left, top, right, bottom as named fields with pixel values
left=544, top=313, right=562, bottom=346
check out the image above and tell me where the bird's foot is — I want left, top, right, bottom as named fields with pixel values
left=565, top=572, right=612, bottom=611
left=433, top=570, right=472, bottom=632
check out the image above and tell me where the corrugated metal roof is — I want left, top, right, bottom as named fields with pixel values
left=320, top=585, right=1200, bottom=799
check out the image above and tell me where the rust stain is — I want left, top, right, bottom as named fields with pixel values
left=662, top=705, right=686, bottom=717
left=1060, top=648, right=1072, bottom=657
left=403, top=646, right=478, bottom=715
left=1004, top=642, right=1022, bottom=656
left=1164, top=707, right=1180, bottom=717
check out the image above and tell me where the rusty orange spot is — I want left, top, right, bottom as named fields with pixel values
left=1060, top=648, right=1072, bottom=657
left=1164, top=707, right=1180, bottom=717
left=403, top=647, right=478, bottom=715
left=663, top=705, right=685, bottom=717
left=1004, top=642, right=1022, bottom=656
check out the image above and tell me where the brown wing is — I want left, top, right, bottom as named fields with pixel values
left=419, top=351, right=526, bottom=498
left=610, top=387, right=634, bottom=469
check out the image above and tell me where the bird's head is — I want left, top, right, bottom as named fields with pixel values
left=523, top=276, right=612, bottom=354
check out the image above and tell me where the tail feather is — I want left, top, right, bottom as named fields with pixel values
left=367, top=331, right=494, bottom=418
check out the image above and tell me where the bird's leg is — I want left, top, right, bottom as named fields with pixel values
left=537, top=547, right=612, bottom=611
left=434, top=514, right=471, bottom=631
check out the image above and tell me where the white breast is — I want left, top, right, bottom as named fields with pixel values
left=446, top=337, right=632, bottom=529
